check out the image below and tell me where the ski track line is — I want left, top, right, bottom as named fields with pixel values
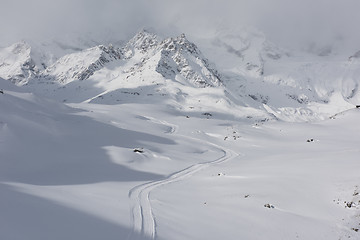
left=143, top=116, right=179, bottom=134
left=127, top=117, right=241, bottom=240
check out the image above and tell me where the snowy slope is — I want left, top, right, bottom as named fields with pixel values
left=0, top=41, right=39, bottom=85
left=151, top=108, right=360, bottom=240
left=1, top=75, right=360, bottom=239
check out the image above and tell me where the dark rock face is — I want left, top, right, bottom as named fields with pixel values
left=76, top=45, right=122, bottom=81
left=156, top=34, right=222, bottom=87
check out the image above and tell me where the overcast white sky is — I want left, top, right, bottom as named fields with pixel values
left=1, top=0, right=360, bottom=50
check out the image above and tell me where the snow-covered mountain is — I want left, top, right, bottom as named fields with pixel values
left=0, top=30, right=243, bottom=120
left=191, top=28, right=360, bottom=121
left=1, top=28, right=360, bottom=240
left=0, top=30, right=220, bottom=88
left=195, top=27, right=288, bottom=78
left=40, top=44, right=122, bottom=84
left=0, top=38, right=107, bottom=85
left=2, top=29, right=359, bottom=122
left=0, top=41, right=39, bottom=85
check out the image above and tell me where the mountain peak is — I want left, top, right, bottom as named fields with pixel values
left=0, top=41, right=37, bottom=85
left=156, top=34, right=221, bottom=87
left=124, top=29, right=159, bottom=57
left=9, top=40, right=31, bottom=55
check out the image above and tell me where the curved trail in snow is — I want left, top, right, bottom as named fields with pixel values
left=142, top=116, right=179, bottom=134
left=127, top=117, right=240, bottom=240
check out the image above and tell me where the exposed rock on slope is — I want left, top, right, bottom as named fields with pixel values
left=156, top=33, right=221, bottom=87
left=41, top=45, right=122, bottom=84
left=119, top=30, right=221, bottom=87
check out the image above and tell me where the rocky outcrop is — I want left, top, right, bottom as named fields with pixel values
left=156, top=34, right=221, bottom=87
left=41, top=45, right=121, bottom=84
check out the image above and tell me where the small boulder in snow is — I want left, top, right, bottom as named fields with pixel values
left=264, top=204, right=275, bottom=209
left=133, top=148, right=144, bottom=153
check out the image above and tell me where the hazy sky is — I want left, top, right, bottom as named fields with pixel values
left=1, top=0, right=360, bottom=49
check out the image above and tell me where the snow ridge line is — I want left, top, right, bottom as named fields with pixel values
left=127, top=117, right=240, bottom=239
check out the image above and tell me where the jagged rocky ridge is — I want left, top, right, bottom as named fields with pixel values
left=39, top=45, right=122, bottom=84
left=0, top=30, right=221, bottom=88
left=119, top=30, right=221, bottom=87
left=1, top=29, right=360, bottom=122
left=156, top=33, right=221, bottom=87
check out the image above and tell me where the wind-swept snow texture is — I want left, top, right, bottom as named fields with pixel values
left=1, top=29, right=360, bottom=240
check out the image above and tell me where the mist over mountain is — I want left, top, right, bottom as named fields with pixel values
left=2, top=0, right=360, bottom=53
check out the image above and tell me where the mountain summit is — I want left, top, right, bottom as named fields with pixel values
left=0, top=41, right=38, bottom=85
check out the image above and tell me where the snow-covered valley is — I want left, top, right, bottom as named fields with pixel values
left=1, top=29, right=360, bottom=240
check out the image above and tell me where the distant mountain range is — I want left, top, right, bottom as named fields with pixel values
left=1, top=28, right=359, bottom=121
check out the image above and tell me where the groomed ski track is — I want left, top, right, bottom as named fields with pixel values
left=127, top=117, right=240, bottom=240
